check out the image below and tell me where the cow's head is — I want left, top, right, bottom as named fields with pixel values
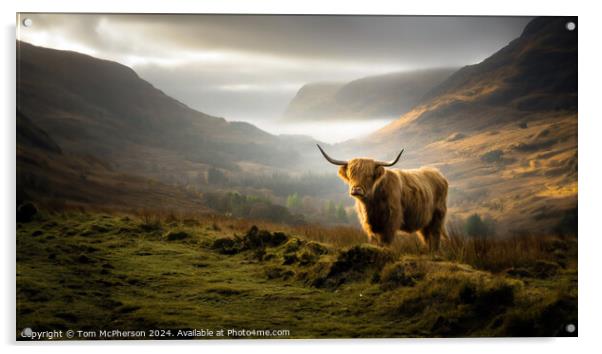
left=317, top=144, right=403, bottom=200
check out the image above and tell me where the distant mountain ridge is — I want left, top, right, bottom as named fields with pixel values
left=282, top=68, right=457, bottom=121
left=17, top=41, right=309, bottom=175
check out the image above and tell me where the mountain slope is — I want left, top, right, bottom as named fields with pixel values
left=17, top=110, right=62, bottom=154
left=16, top=109, right=210, bottom=212
left=373, top=17, right=577, bottom=139
left=341, top=17, right=577, bottom=234
left=282, top=82, right=344, bottom=120
left=17, top=41, right=302, bottom=176
left=282, top=68, right=456, bottom=121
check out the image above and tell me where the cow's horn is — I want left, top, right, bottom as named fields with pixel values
left=376, top=149, right=404, bottom=167
left=316, top=144, right=347, bottom=166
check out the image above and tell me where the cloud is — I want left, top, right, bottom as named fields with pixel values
left=18, top=14, right=532, bottom=121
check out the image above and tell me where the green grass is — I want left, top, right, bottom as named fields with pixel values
left=16, top=211, right=577, bottom=339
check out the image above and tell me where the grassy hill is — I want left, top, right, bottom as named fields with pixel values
left=17, top=209, right=577, bottom=339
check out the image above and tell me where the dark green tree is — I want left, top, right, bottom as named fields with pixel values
left=207, top=167, right=228, bottom=185
left=465, top=213, right=489, bottom=238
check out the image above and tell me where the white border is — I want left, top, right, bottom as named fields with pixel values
left=3, top=1, right=599, bottom=353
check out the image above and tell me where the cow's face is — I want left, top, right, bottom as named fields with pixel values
left=337, top=159, right=385, bottom=200
left=316, top=145, right=403, bottom=200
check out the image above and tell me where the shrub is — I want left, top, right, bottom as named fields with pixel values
left=17, top=202, right=38, bottom=222
left=465, top=214, right=487, bottom=237
left=207, top=167, right=228, bottom=185
left=464, top=213, right=496, bottom=238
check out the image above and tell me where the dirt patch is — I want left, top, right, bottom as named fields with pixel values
left=212, top=226, right=289, bottom=255
left=309, top=244, right=395, bottom=288
left=164, top=230, right=191, bottom=241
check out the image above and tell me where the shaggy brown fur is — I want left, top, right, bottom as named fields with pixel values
left=337, top=159, right=448, bottom=251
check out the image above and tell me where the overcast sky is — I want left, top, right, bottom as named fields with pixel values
left=18, top=14, right=532, bottom=123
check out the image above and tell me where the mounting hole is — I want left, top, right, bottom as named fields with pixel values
left=21, top=327, right=32, bottom=337
left=566, top=21, right=576, bottom=31
left=22, top=18, right=32, bottom=27
left=566, top=323, right=576, bottom=333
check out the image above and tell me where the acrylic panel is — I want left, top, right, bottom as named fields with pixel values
left=16, top=14, right=577, bottom=340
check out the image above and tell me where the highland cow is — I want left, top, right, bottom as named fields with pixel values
left=317, top=145, right=448, bottom=251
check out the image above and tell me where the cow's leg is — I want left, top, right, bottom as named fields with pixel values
left=358, top=213, right=378, bottom=245
left=429, top=229, right=441, bottom=252
left=361, top=223, right=382, bottom=246
left=379, top=229, right=396, bottom=246
left=423, top=210, right=445, bottom=252
left=362, top=226, right=387, bottom=247
left=367, top=233, right=380, bottom=246
left=366, top=231, right=390, bottom=246
left=379, top=207, right=402, bottom=246
left=416, top=230, right=429, bottom=247
left=419, top=227, right=438, bottom=253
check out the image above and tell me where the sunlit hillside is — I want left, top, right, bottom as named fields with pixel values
left=339, top=17, right=577, bottom=235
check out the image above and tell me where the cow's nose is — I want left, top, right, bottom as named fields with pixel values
left=350, top=186, right=364, bottom=196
